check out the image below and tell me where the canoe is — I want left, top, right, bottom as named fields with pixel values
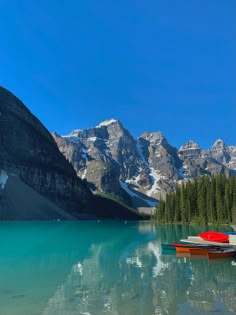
left=229, top=235, right=236, bottom=245
left=172, top=242, right=225, bottom=250
left=199, top=231, right=229, bottom=243
left=208, top=249, right=236, bottom=259
left=175, top=245, right=219, bottom=254
left=189, top=248, right=213, bottom=256
left=161, top=244, right=176, bottom=251
left=181, top=237, right=233, bottom=247
left=172, top=242, right=204, bottom=247
left=176, top=247, right=189, bottom=253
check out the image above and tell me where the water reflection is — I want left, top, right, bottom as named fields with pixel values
left=0, top=222, right=235, bottom=315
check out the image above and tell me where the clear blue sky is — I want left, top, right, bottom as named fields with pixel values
left=0, top=0, right=235, bottom=148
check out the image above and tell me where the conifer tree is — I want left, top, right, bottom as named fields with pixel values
left=216, top=175, right=225, bottom=223
left=224, top=182, right=231, bottom=223
left=210, top=177, right=217, bottom=223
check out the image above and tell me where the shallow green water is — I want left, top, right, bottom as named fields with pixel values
left=0, top=221, right=235, bottom=315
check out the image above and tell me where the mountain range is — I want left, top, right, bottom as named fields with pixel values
left=52, top=119, right=236, bottom=212
left=0, top=86, right=235, bottom=219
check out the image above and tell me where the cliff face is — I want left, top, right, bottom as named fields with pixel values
left=0, top=86, right=93, bottom=218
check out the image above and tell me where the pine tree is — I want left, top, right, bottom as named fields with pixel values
left=197, top=177, right=207, bottom=224
left=210, top=177, right=217, bottom=223
left=180, top=185, right=187, bottom=223
left=216, top=175, right=224, bottom=223
left=174, top=186, right=181, bottom=222
left=224, top=182, right=231, bottom=223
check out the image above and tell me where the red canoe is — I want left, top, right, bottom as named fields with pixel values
left=208, top=249, right=236, bottom=259
left=199, top=231, right=229, bottom=243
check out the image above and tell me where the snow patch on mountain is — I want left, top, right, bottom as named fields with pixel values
left=146, top=168, right=162, bottom=196
left=136, top=140, right=162, bottom=195
left=97, top=119, right=117, bottom=127
left=120, top=180, right=158, bottom=207
left=126, top=168, right=142, bottom=185
left=81, top=168, right=87, bottom=180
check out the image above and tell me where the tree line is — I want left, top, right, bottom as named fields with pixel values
left=154, top=175, right=236, bottom=224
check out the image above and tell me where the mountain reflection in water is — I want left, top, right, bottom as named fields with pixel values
left=0, top=222, right=235, bottom=315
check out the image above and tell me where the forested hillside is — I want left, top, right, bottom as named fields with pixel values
left=154, top=175, right=236, bottom=224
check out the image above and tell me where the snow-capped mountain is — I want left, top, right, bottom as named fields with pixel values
left=52, top=119, right=236, bottom=209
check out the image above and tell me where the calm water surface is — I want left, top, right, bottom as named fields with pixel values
left=0, top=221, right=235, bottom=315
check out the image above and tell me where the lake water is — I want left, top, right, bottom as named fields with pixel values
left=0, top=221, right=235, bottom=315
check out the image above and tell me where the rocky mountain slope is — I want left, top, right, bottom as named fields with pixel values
left=53, top=119, right=236, bottom=209
left=0, top=86, right=95, bottom=219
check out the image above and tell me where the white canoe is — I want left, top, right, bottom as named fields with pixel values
left=181, top=237, right=233, bottom=247
left=229, top=235, right=236, bottom=245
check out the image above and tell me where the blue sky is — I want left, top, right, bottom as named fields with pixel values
left=0, top=0, right=235, bottom=148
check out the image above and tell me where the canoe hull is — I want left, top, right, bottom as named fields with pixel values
left=208, top=250, right=236, bottom=259
left=161, top=244, right=176, bottom=251
left=176, top=247, right=189, bottom=253
left=189, top=248, right=212, bottom=256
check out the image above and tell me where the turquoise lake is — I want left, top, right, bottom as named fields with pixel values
left=0, top=221, right=235, bottom=315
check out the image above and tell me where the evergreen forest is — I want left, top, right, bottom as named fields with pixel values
left=154, top=175, right=236, bottom=224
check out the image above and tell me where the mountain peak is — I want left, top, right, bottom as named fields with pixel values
left=139, top=131, right=165, bottom=142
left=212, top=139, right=226, bottom=148
left=179, top=140, right=201, bottom=152
left=97, top=118, right=119, bottom=128
left=67, top=129, right=83, bottom=137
